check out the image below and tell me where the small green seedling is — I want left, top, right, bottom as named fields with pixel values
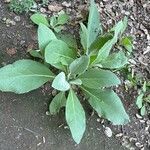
left=0, top=0, right=130, bottom=143
left=30, top=10, right=69, bottom=33
left=9, top=0, right=35, bottom=13
left=136, top=81, right=150, bottom=116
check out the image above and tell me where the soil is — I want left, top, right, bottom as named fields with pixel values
left=0, top=0, right=150, bottom=150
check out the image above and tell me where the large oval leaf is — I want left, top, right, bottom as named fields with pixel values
left=81, top=87, right=129, bottom=125
left=38, top=23, right=56, bottom=51
left=69, top=55, right=90, bottom=76
left=45, top=39, right=76, bottom=68
left=52, top=72, right=70, bottom=91
left=66, top=89, right=86, bottom=144
left=49, top=92, right=66, bottom=115
left=0, top=60, right=55, bottom=94
left=79, top=68, right=121, bottom=89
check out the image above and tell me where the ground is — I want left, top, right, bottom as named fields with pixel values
left=0, top=0, right=149, bottom=150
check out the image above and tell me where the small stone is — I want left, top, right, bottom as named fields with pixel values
left=104, top=127, right=112, bottom=137
left=135, top=142, right=143, bottom=148
left=129, top=137, right=137, bottom=142
left=62, top=1, right=71, bottom=7
left=48, top=4, right=63, bottom=12
left=136, top=113, right=142, bottom=119
left=6, top=48, right=17, bottom=56
left=46, top=111, right=50, bottom=116
left=64, top=126, right=69, bottom=129
left=139, top=120, right=145, bottom=123
left=115, top=133, right=123, bottom=138
left=52, top=89, right=57, bottom=96
left=40, top=8, right=46, bottom=13
left=4, top=0, right=11, bottom=3
left=14, top=16, right=21, bottom=22
left=96, top=118, right=101, bottom=122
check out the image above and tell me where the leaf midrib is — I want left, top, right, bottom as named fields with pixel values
left=1, top=74, right=54, bottom=79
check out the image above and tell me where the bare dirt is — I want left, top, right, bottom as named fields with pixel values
left=0, top=0, right=150, bottom=150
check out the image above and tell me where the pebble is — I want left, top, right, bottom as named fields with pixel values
left=62, top=1, right=71, bottom=7
left=96, top=118, right=101, bottom=122
left=135, top=142, right=143, bottom=148
left=14, top=16, right=21, bottom=22
left=136, top=113, right=143, bottom=119
left=46, top=111, right=50, bottom=116
left=129, top=137, right=137, bottom=142
left=104, top=127, right=112, bottom=137
left=115, top=133, right=123, bottom=138
left=52, top=89, right=57, bottom=96
left=40, top=8, right=46, bottom=13
left=48, top=5, right=63, bottom=12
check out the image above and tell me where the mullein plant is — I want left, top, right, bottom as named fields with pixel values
left=0, top=0, right=132, bottom=143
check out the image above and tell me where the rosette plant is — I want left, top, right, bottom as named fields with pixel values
left=0, top=0, right=131, bottom=144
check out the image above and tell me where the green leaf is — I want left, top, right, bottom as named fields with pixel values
left=30, top=13, right=49, bottom=26
left=79, top=68, right=121, bottom=89
left=80, top=23, right=88, bottom=51
left=56, top=33, right=77, bottom=49
left=81, top=87, right=129, bottom=125
left=45, top=39, right=76, bottom=69
left=49, top=92, right=66, bottom=115
left=52, top=72, right=70, bottom=91
left=57, top=10, right=69, bottom=25
left=87, top=0, right=102, bottom=49
left=38, top=23, right=56, bottom=51
left=140, top=105, right=146, bottom=116
left=0, top=60, right=54, bottom=94
left=69, top=55, right=90, bottom=75
left=70, top=79, right=82, bottom=85
left=89, top=32, right=113, bottom=52
left=142, top=81, right=147, bottom=93
left=29, top=50, right=43, bottom=59
left=136, top=93, right=144, bottom=109
left=120, top=36, right=133, bottom=53
left=93, top=17, right=128, bottom=64
left=50, top=16, right=57, bottom=28
left=66, top=89, right=86, bottom=144
left=54, top=26, right=63, bottom=33
left=101, top=51, right=128, bottom=69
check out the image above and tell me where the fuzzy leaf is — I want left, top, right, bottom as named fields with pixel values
left=45, top=39, right=76, bottom=69
left=49, top=92, right=66, bottom=115
left=101, top=51, right=128, bottom=69
left=56, top=33, right=77, bottom=49
left=69, top=55, right=90, bottom=75
left=140, top=105, right=146, bottom=116
left=82, top=87, right=129, bottom=125
left=79, top=68, right=121, bottom=89
left=38, top=24, right=56, bottom=51
left=80, top=23, right=88, bottom=51
left=89, top=33, right=113, bottom=51
left=136, top=93, right=144, bottom=109
left=57, top=10, right=69, bottom=25
left=0, top=60, right=54, bottom=94
left=87, top=0, right=102, bottom=48
left=29, top=50, right=43, bottom=59
left=52, top=72, right=70, bottom=91
left=30, top=13, right=49, bottom=26
left=93, top=17, right=128, bottom=64
left=66, top=89, right=86, bottom=144
left=120, top=36, right=133, bottom=53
